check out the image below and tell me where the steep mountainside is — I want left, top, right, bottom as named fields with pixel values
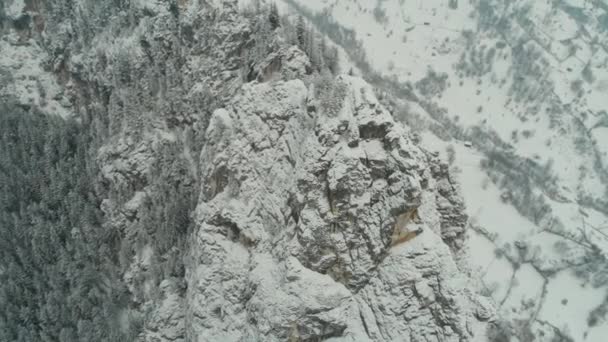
left=279, top=0, right=608, bottom=341
left=1, top=0, right=493, bottom=341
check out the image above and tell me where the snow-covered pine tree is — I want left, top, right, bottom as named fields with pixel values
left=325, top=46, right=339, bottom=74
left=319, top=36, right=327, bottom=67
left=296, top=15, right=306, bottom=49
left=307, top=29, right=319, bottom=70
left=269, top=2, right=280, bottom=29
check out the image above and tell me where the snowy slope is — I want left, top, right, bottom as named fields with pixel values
left=281, top=0, right=608, bottom=340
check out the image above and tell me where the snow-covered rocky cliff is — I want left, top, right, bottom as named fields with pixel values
left=0, top=0, right=494, bottom=341
left=189, top=75, right=494, bottom=341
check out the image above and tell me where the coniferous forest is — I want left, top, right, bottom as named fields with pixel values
left=0, top=103, right=134, bottom=341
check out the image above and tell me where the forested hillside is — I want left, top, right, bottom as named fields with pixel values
left=0, top=103, right=136, bottom=341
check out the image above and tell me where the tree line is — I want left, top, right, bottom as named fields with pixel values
left=241, top=0, right=340, bottom=79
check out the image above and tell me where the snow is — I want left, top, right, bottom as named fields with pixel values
left=132, top=0, right=170, bottom=15
left=539, top=270, right=608, bottom=341
left=419, top=117, right=608, bottom=341
left=140, top=244, right=154, bottom=266
left=422, top=133, right=538, bottom=243
left=4, top=0, right=25, bottom=20
left=314, top=0, right=608, bottom=207
left=591, top=127, right=608, bottom=162
left=284, top=0, right=472, bottom=81
left=419, top=106, right=608, bottom=341
left=563, top=0, right=587, bottom=7
left=529, top=1, right=580, bottom=41
left=484, top=255, right=516, bottom=304
left=586, top=315, right=608, bottom=342
left=502, top=264, right=545, bottom=320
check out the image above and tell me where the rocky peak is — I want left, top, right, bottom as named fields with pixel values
left=0, top=0, right=494, bottom=340
left=189, top=70, right=493, bottom=340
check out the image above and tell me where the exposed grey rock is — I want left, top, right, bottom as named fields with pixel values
left=252, top=46, right=312, bottom=82
left=429, top=159, right=469, bottom=250
left=144, top=279, right=186, bottom=342
left=189, top=75, right=492, bottom=341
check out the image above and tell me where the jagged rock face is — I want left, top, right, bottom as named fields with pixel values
left=430, top=160, right=469, bottom=250
left=190, top=75, right=492, bottom=341
left=251, top=46, right=312, bottom=82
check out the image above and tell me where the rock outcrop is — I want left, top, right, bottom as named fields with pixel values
left=189, top=75, right=493, bottom=341
left=429, top=159, right=469, bottom=250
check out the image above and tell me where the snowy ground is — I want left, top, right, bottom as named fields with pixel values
left=423, top=132, right=608, bottom=341
left=281, top=0, right=608, bottom=340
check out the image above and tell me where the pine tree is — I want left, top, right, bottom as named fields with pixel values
left=296, top=15, right=306, bottom=49
left=0, top=105, right=136, bottom=341
left=269, top=2, right=280, bottom=30
left=307, top=30, right=318, bottom=70
left=325, top=46, right=339, bottom=74
left=319, top=37, right=327, bottom=69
